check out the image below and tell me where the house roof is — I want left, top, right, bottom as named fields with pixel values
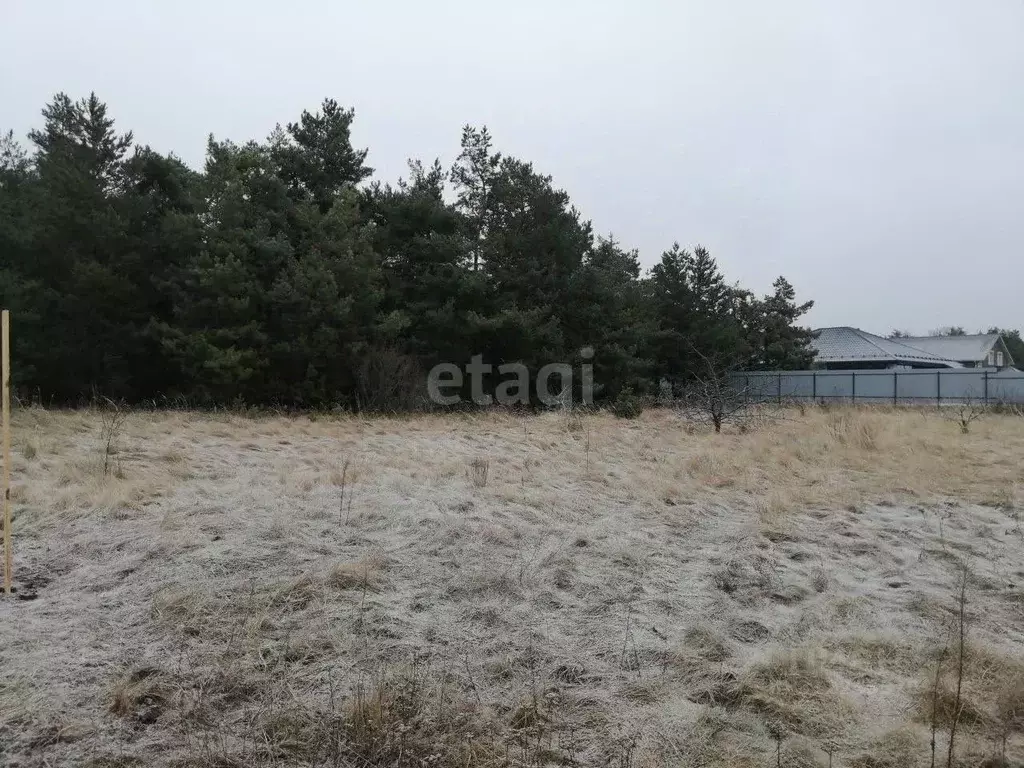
left=897, top=334, right=1002, bottom=363
left=811, top=327, right=961, bottom=366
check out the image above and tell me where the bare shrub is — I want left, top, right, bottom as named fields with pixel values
left=679, top=355, right=753, bottom=434
left=355, top=347, right=425, bottom=413
left=991, top=399, right=1024, bottom=418
left=947, top=394, right=986, bottom=435
left=98, top=398, right=128, bottom=477
left=336, top=457, right=354, bottom=523
left=946, top=567, right=969, bottom=767
left=995, top=671, right=1024, bottom=763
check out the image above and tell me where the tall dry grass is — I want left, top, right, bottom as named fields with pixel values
left=1, top=403, right=1023, bottom=766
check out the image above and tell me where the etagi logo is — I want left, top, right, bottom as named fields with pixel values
left=426, top=348, right=594, bottom=407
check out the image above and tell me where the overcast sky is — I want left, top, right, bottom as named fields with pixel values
left=3, top=1, right=1022, bottom=334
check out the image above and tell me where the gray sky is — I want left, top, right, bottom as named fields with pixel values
left=3, top=0, right=1022, bottom=334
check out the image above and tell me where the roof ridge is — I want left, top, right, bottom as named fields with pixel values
left=901, top=333, right=997, bottom=340
left=810, top=327, right=965, bottom=365
left=855, top=328, right=960, bottom=362
left=848, top=327, right=894, bottom=357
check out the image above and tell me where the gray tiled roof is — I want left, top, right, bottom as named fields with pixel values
left=811, top=327, right=961, bottom=366
left=897, top=334, right=1000, bottom=363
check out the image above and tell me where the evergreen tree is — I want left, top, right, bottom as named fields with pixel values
left=450, top=126, right=500, bottom=271
left=756, top=277, right=816, bottom=370
left=648, top=244, right=744, bottom=390
left=21, top=92, right=141, bottom=399
left=274, top=99, right=372, bottom=213
left=367, top=160, right=483, bottom=376
left=0, top=93, right=823, bottom=407
left=564, top=236, right=653, bottom=398
left=478, top=155, right=594, bottom=399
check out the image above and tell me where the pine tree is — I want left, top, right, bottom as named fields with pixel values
left=648, top=244, right=744, bottom=390
left=367, top=160, right=482, bottom=376
left=274, top=99, right=372, bottom=213
left=757, top=277, right=816, bottom=369
left=450, top=126, right=500, bottom=271
left=0, top=93, right=823, bottom=407
left=22, top=93, right=142, bottom=399
left=564, top=236, right=653, bottom=398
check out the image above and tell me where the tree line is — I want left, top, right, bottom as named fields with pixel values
left=0, top=94, right=816, bottom=409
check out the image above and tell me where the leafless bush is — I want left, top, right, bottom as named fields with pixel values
left=946, top=567, right=969, bottom=767
left=355, top=347, right=426, bottom=413
left=946, top=394, right=986, bottom=434
left=677, top=347, right=754, bottom=433
left=98, top=397, right=129, bottom=477
left=337, top=457, right=353, bottom=524
left=990, top=399, right=1024, bottom=417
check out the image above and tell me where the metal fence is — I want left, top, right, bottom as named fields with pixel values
left=735, top=368, right=1024, bottom=405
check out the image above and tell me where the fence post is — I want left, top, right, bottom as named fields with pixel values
left=936, top=370, right=941, bottom=406
left=812, top=370, right=817, bottom=401
left=777, top=372, right=782, bottom=405
left=984, top=369, right=989, bottom=404
left=851, top=371, right=857, bottom=405
left=893, top=370, right=897, bottom=405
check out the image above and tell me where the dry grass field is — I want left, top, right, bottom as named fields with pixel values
left=1, top=405, right=1023, bottom=767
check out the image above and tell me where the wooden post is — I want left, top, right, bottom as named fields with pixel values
left=2, top=310, right=10, bottom=595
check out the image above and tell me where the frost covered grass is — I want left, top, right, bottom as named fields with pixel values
left=1, top=405, right=1023, bottom=766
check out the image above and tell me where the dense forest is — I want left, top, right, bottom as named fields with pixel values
left=0, top=93, right=816, bottom=408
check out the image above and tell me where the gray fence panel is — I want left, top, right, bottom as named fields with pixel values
left=990, top=372, right=1024, bottom=403
left=734, top=368, right=1024, bottom=405
left=937, top=371, right=986, bottom=402
left=743, top=374, right=782, bottom=401
left=895, top=371, right=938, bottom=402
left=815, top=372, right=854, bottom=402
left=852, top=372, right=895, bottom=401
left=780, top=374, right=814, bottom=398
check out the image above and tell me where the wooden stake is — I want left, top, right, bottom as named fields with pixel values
left=2, top=309, right=10, bottom=595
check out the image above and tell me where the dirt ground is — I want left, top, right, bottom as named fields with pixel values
left=1, top=406, right=1023, bottom=767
